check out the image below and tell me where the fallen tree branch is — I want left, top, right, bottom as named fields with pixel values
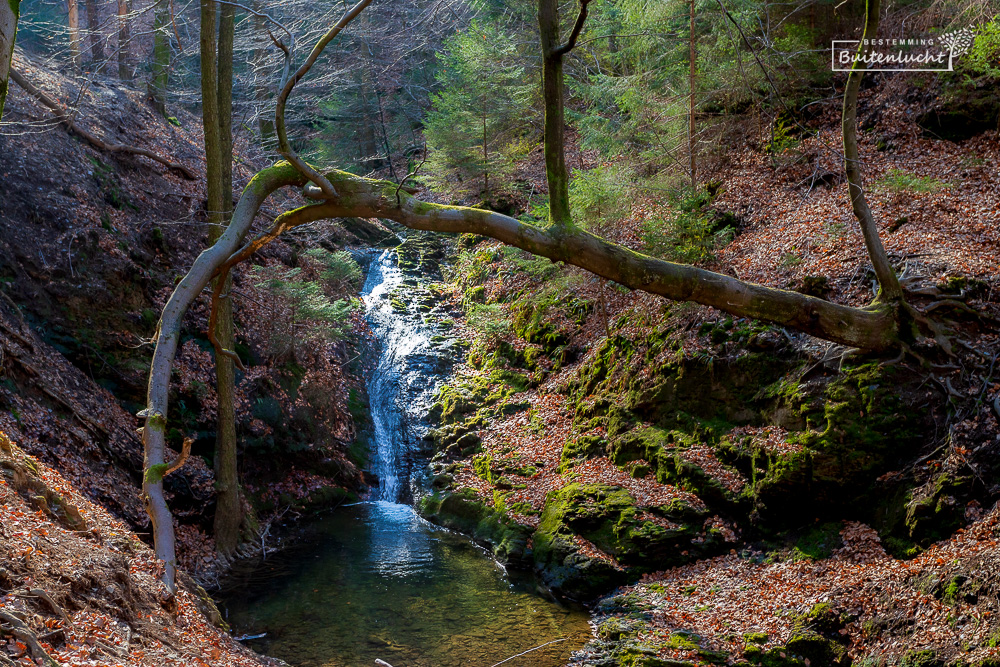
left=28, top=589, right=71, bottom=627
left=8, top=68, right=197, bottom=180
left=0, top=609, right=62, bottom=667
left=490, top=638, right=567, bottom=667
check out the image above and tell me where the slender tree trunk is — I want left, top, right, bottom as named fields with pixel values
left=688, top=0, right=697, bottom=189
left=252, top=0, right=274, bottom=141
left=67, top=0, right=82, bottom=70
left=117, top=0, right=131, bottom=80
left=85, top=0, right=103, bottom=64
left=0, top=0, right=19, bottom=121
left=538, top=0, right=572, bottom=227
left=842, top=0, right=902, bottom=301
left=149, top=0, right=170, bottom=116
left=207, top=0, right=243, bottom=557
left=482, top=102, right=488, bottom=197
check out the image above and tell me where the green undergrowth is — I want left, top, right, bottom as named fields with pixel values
left=418, top=488, right=532, bottom=564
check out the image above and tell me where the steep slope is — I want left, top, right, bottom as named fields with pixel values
left=1, top=428, right=276, bottom=667
left=0, top=54, right=376, bottom=574
left=416, top=74, right=1000, bottom=666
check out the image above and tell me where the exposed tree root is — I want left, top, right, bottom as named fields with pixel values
left=0, top=609, right=62, bottom=667
left=28, top=588, right=70, bottom=627
left=8, top=68, right=197, bottom=180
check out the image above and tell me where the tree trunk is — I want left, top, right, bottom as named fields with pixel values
left=67, top=0, right=82, bottom=70
left=85, top=0, right=103, bottom=64
left=688, top=0, right=697, bottom=189
left=212, top=0, right=243, bottom=557
left=252, top=0, right=274, bottom=141
left=117, top=0, right=131, bottom=80
left=0, top=0, right=19, bottom=121
left=149, top=0, right=169, bottom=116
left=538, top=0, right=572, bottom=227
left=842, top=0, right=902, bottom=302
left=142, top=164, right=308, bottom=592
left=199, top=0, right=242, bottom=556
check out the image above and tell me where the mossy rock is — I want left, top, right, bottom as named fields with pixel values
left=743, top=630, right=848, bottom=666
left=532, top=483, right=710, bottom=598
left=900, top=649, right=944, bottom=667
left=905, top=472, right=974, bottom=545
left=597, top=617, right=650, bottom=641
left=418, top=490, right=531, bottom=564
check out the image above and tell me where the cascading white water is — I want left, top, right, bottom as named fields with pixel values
left=361, top=247, right=438, bottom=502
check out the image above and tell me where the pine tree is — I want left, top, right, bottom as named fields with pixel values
left=424, top=22, right=536, bottom=197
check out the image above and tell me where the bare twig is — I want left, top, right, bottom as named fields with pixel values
left=489, top=638, right=567, bottom=667
left=395, top=142, right=428, bottom=207
left=274, top=0, right=373, bottom=198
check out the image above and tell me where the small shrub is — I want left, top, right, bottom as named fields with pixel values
left=302, top=248, right=362, bottom=287
left=569, top=165, right=633, bottom=228
left=875, top=169, right=948, bottom=193
left=466, top=303, right=510, bottom=343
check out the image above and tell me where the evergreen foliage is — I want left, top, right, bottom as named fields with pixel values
left=423, top=22, right=538, bottom=196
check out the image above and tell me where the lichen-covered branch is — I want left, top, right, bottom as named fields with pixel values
left=141, top=162, right=305, bottom=591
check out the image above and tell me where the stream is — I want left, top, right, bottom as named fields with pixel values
left=221, top=247, right=592, bottom=667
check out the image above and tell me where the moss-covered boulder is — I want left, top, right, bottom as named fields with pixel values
left=532, top=483, right=711, bottom=598
left=418, top=489, right=532, bottom=564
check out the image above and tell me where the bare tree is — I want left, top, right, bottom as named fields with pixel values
left=85, top=0, right=104, bottom=63
left=67, top=0, right=83, bottom=69
left=117, top=0, right=131, bottom=79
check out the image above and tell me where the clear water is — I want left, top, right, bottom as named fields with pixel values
left=222, top=502, right=591, bottom=667
left=221, top=248, right=592, bottom=666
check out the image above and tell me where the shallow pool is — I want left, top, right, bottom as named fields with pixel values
left=221, top=501, right=592, bottom=667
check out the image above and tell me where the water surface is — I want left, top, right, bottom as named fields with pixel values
left=222, top=502, right=591, bottom=667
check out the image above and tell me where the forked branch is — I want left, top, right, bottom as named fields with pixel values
left=274, top=0, right=372, bottom=198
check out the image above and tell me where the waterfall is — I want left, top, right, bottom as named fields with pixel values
left=361, top=248, right=439, bottom=502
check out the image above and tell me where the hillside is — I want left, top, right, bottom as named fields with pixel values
left=416, top=71, right=1000, bottom=665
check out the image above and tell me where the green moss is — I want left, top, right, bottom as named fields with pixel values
left=418, top=489, right=531, bottom=564
left=791, top=523, right=843, bottom=561
left=532, top=483, right=709, bottom=598
left=144, top=463, right=170, bottom=484
left=900, top=649, right=942, bottom=667
left=905, top=472, right=973, bottom=545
